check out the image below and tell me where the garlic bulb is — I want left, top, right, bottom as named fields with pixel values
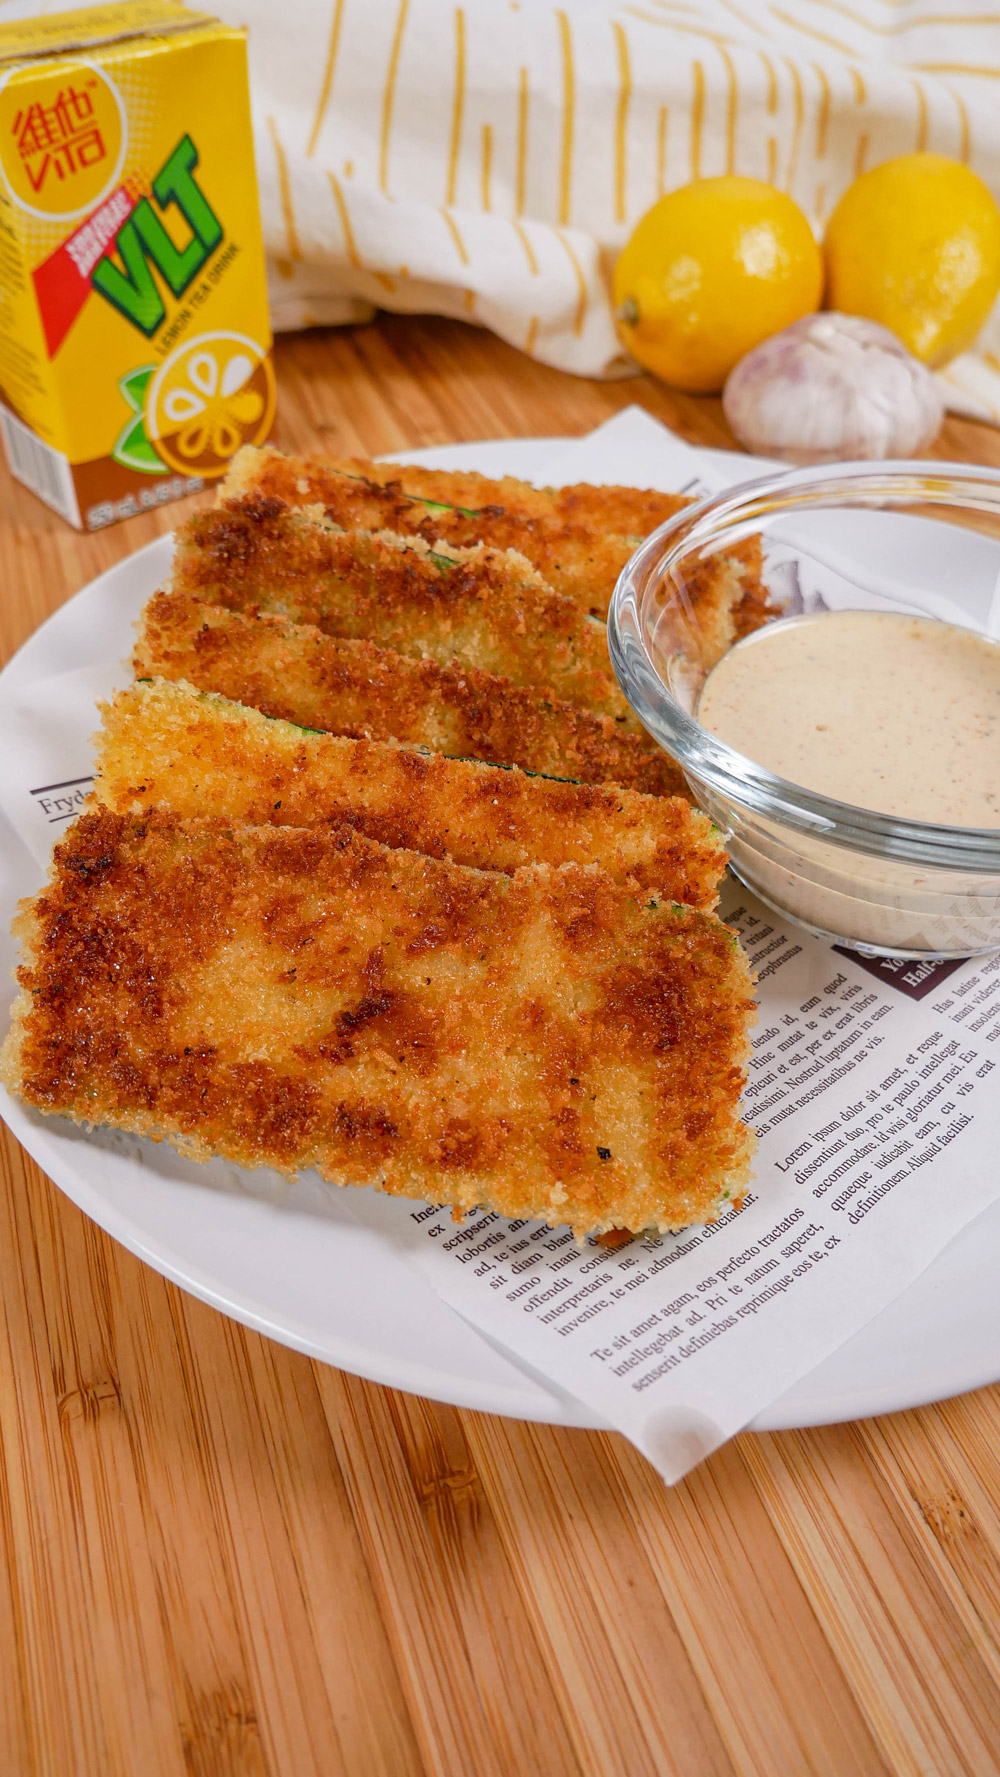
left=722, top=312, right=944, bottom=463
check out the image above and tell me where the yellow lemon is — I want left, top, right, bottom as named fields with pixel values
left=613, top=177, right=823, bottom=393
left=824, top=153, right=1000, bottom=367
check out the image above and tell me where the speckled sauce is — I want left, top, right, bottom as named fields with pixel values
left=698, top=610, right=1000, bottom=828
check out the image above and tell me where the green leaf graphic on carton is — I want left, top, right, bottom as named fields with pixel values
left=121, top=365, right=154, bottom=410
left=112, top=365, right=167, bottom=475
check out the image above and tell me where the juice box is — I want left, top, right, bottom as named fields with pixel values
left=0, top=1, right=273, bottom=530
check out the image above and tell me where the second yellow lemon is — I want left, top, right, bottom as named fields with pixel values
left=824, top=153, right=1000, bottom=367
left=613, top=177, right=823, bottom=393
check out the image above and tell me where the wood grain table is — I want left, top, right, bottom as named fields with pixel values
left=2, top=315, right=1000, bottom=1777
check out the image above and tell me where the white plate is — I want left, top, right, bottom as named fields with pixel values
left=2, top=436, right=999, bottom=1436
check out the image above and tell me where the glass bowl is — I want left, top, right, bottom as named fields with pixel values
left=607, top=460, right=1000, bottom=960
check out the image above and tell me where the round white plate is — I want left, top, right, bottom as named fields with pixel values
left=2, top=436, right=999, bottom=1436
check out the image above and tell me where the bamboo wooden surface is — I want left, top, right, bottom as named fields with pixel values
left=2, top=315, right=1000, bottom=1777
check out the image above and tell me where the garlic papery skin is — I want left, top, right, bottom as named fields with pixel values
left=722, top=312, right=945, bottom=463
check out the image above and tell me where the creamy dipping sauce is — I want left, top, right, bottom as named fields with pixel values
left=698, top=610, right=1000, bottom=828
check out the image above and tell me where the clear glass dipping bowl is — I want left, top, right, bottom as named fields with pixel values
left=607, top=460, right=1000, bottom=960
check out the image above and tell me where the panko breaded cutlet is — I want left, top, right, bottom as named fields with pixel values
left=173, top=496, right=636, bottom=725
left=1, top=809, right=755, bottom=1236
left=95, top=678, right=726, bottom=907
left=223, top=446, right=770, bottom=632
left=136, top=590, right=689, bottom=799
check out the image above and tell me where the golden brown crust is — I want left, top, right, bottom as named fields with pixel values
left=2, top=810, right=755, bottom=1235
left=549, top=479, right=692, bottom=533
left=136, top=590, right=689, bottom=800
left=225, top=448, right=692, bottom=531
left=224, top=446, right=768, bottom=625
left=96, top=679, right=727, bottom=907
left=173, top=496, right=634, bottom=724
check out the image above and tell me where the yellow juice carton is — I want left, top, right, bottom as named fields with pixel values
left=0, top=1, right=273, bottom=529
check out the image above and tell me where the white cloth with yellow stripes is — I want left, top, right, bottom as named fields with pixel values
left=5, top=0, right=1000, bottom=418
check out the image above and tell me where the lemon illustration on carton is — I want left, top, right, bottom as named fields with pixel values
left=144, top=330, right=275, bottom=475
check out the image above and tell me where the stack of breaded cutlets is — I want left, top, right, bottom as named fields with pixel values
left=3, top=448, right=764, bottom=1239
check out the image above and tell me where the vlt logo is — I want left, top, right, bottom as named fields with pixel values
left=91, top=134, right=224, bottom=338
left=0, top=58, right=225, bottom=346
